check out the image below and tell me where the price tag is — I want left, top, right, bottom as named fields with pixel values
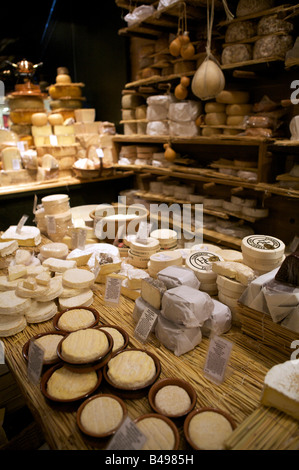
left=106, top=416, right=147, bottom=450
left=32, top=195, right=38, bottom=215
left=12, top=158, right=21, bottom=170
left=17, top=141, right=27, bottom=153
left=46, top=215, right=57, bottom=234
left=27, top=340, right=44, bottom=385
left=136, top=221, right=152, bottom=244
left=71, top=229, right=87, bottom=250
left=203, top=335, right=233, bottom=385
left=104, top=276, right=122, bottom=305
left=49, top=135, right=58, bottom=146
left=0, top=341, right=5, bottom=364
left=16, top=214, right=29, bottom=234
left=134, top=307, right=158, bottom=343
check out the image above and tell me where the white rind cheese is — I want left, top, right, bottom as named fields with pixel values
left=59, top=289, right=93, bottom=310
left=80, top=396, right=124, bottom=435
left=136, top=417, right=176, bottom=450
left=1, top=226, right=41, bottom=247
left=241, top=235, right=285, bottom=261
left=155, top=385, right=191, bottom=416
left=212, top=261, right=255, bottom=286
left=107, top=350, right=156, bottom=389
left=261, top=359, right=299, bottom=420
left=0, top=240, right=18, bottom=257
left=0, top=314, right=27, bottom=337
left=141, top=278, right=167, bottom=310
left=42, top=257, right=77, bottom=273
left=62, top=268, right=95, bottom=289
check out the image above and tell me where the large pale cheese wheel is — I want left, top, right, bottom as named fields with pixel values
left=216, top=274, right=246, bottom=296
left=62, top=268, right=95, bottom=289
left=241, top=235, right=285, bottom=261
left=149, top=250, right=183, bottom=274
left=216, top=90, right=250, bottom=104
left=0, top=240, right=18, bottom=257
left=34, top=333, right=64, bottom=361
left=212, top=261, right=255, bottom=286
left=60, top=328, right=109, bottom=363
left=205, top=112, right=227, bottom=126
left=0, top=291, right=31, bottom=315
left=31, top=113, right=48, bottom=126
left=48, top=84, right=82, bottom=100
left=59, top=289, right=94, bottom=310
left=34, top=276, right=63, bottom=302
left=48, top=113, right=64, bottom=126
left=66, top=249, right=92, bottom=267
left=107, top=350, right=156, bottom=389
left=42, top=258, right=77, bottom=273
left=136, top=416, right=176, bottom=450
left=42, top=194, right=70, bottom=215
left=57, top=308, right=96, bottom=331
left=40, top=242, right=69, bottom=260
left=1, top=225, right=41, bottom=247
left=186, top=251, right=223, bottom=282
left=25, top=301, right=58, bottom=323
left=31, top=125, right=52, bottom=137
left=204, top=102, right=226, bottom=113
left=226, top=115, right=246, bottom=126
left=226, top=104, right=252, bottom=116
left=0, top=314, right=27, bottom=337
left=242, top=206, right=269, bottom=218
left=56, top=74, right=72, bottom=84
left=46, top=366, right=98, bottom=400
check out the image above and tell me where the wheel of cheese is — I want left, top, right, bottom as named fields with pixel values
left=199, top=281, right=218, bottom=295
left=128, top=250, right=151, bottom=269
left=0, top=291, right=31, bottom=315
left=226, top=115, right=246, bottom=126
left=59, top=289, right=94, bottom=310
left=226, top=104, right=252, bottom=116
left=204, top=113, right=227, bottom=126
left=241, top=235, right=285, bottom=261
left=216, top=274, right=246, bottom=296
left=0, top=314, right=27, bottom=337
left=149, top=250, right=183, bottom=273
left=25, top=301, right=58, bottom=323
left=34, top=276, right=63, bottom=302
left=242, top=207, right=269, bottom=218
left=31, top=113, right=48, bottom=126
left=186, top=251, right=224, bottom=282
left=222, top=201, right=242, bottom=213
left=201, top=127, right=223, bottom=136
left=40, top=242, right=69, bottom=260
left=56, top=74, right=72, bottom=84
left=62, top=268, right=95, bottom=289
left=42, top=194, right=70, bottom=215
left=130, top=238, right=160, bottom=256
left=48, top=113, right=64, bottom=126
left=204, top=102, right=226, bottom=113
left=216, top=90, right=250, bottom=104
left=231, top=196, right=256, bottom=208
left=218, top=291, right=239, bottom=308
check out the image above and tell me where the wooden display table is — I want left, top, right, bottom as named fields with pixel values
left=2, top=282, right=298, bottom=451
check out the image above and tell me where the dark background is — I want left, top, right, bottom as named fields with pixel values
left=0, top=0, right=130, bottom=131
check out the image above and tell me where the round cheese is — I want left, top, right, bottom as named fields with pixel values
left=226, top=104, right=252, bottom=116
left=0, top=314, right=27, bottom=337
left=149, top=250, right=183, bottom=273
left=62, top=268, right=95, bottom=289
left=31, top=113, right=48, bottom=126
left=216, top=90, right=250, bottom=104
left=40, top=242, right=69, bottom=259
left=79, top=395, right=124, bottom=436
left=242, top=206, right=269, bottom=218
left=205, top=112, right=227, bottom=126
left=25, top=301, right=58, bottom=323
left=57, top=308, right=96, bottom=331
left=155, top=385, right=191, bottom=416
left=204, top=102, right=226, bottom=113
left=61, top=328, right=109, bottom=363
left=58, top=289, right=93, bottom=310
left=220, top=250, right=243, bottom=263
left=34, top=334, right=63, bottom=361
left=223, top=200, right=242, bottom=213
left=100, top=327, right=125, bottom=352
left=42, top=194, right=70, bottom=215
left=46, top=366, right=98, bottom=400
left=188, top=410, right=233, bottom=450
left=186, top=251, right=224, bottom=282
left=48, top=113, right=64, bottom=126
left=226, top=115, right=246, bottom=126
left=241, top=235, right=285, bottom=260
left=136, top=416, right=176, bottom=450
left=218, top=291, right=239, bottom=308
left=231, top=196, right=256, bottom=207
left=34, top=276, right=63, bottom=302
left=107, top=350, right=156, bottom=389
left=190, top=243, right=223, bottom=254
left=216, top=274, right=246, bottom=295
left=0, top=291, right=31, bottom=315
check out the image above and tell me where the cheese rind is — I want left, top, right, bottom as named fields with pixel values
left=136, top=417, right=176, bottom=450
left=107, top=350, right=156, bottom=389
left=80, top=396, right=124, bottom=435
left=61, top=328, right=109, bottom=363
left=155, top=385, right=191, bottom=416
left=188, top=411, right=233, bottom=450
left=212, top=261, right=255, bottom=286
left=261, top=359, right=299, bottom=420
left=141, top=277, right=167, bottom=310
left=46, top=366, right=98, bottom=400
left=1, top=226, right=41, bottom=247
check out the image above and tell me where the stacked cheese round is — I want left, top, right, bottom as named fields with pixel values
left=241, top=235, right=285, bottom=274
left=150, top=229, right=178, bottom=251
left=59, top=268, right=95, bottom=309
left=148, top=250, right=183, bottom=278
left=186, top=251, right=224, bottom=295
left=216, top=275, right=246, bottom=325
left=128, top=237, right=160, bottom=269
left=41, top=194, right=72, bottom=242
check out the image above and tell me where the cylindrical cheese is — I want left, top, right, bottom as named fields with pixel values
left=149, top=250, right=183, bottom=273
left=204, top=113, right=227, bottom=126
left=186, top=251, right=224, bottom=282
left=204, top=102, right=226, bottom=113
left=31, top=113, right=48, bottom=126
left=42, top=194, right=70, bottom=215
left=40, top=242, right=69, bottom=260
left=226, top=104, right=252, bottom=116
left=241, top=235, right=285, bottom=261
left=216, top=90, right=250, bottom=104
left=1, top=146, right=22, bottom=171
left=226, top=115, right=246, bottom=126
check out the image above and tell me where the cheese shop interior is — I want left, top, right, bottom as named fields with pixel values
left=0, top=0, right=299, bottom=453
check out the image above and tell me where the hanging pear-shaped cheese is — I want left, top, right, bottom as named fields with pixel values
left=181, top=42, right=195, bottom=60
left=191, top=58, right=225, bottom=101
left=169, top=37, right=181, bottom=57
left=163, top=143, right=176, bottom=162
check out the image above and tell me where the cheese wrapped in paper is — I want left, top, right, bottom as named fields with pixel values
left=201, top=299, right=232, bottom=337
left=155, top=315, right=202, bottom=356
left=157, top=266, right=200, bottom=290
left=161, top=286, right=213, bottom=327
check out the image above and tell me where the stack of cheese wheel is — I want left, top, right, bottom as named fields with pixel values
left=41, top=194, right=72, bottom=242
left=150, top=229, right=178, bottom=251
left=216, top=275, right=246, bottom=324
left=215, top=89, right=251, bottom=136
left=48, top=67, right=85, bottom=121
left=128, top=237, right=160, bottom=269
left=148, top=250, right=183, bottom=278
left=241, top=234, right=285, bottom=274
left=186, top=251, right=224, bottom=296
left=59, top=268, right=95, bottom=310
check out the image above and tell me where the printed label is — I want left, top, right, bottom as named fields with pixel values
left=16, top=214, right=29, bottom=234
left=104, top=276, right=122, bottom=305
left=203, top=335, right=233, bottom=385
left=134, top=307, right=158, bottom=343
left=106, top=416, right=147, bottom=450
left=27, top=340, right=44, bottom=385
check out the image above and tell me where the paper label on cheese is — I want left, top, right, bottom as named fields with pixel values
left=242, top=235, right=284, bottom=255
left=203, top=335, right=233, bottom=385
left=16, top=214, right=29, bottom=234
left=136, top=221, right=153, bottom=244
left=104, top=276, right=122, bottom=305
left=106, top=416, right=147, bottom=451
left=46, top=216, right=57, bottom=234
left=134, top=307, right=158, bottom=343
left=187, top=251, right=222, bottom=272
left=27, top=340, right=44, bottom=385
left=71, top=228, right=87, bottom=250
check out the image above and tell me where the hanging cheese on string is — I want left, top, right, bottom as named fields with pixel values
left=179, top=31, right=195, bottom=59
left=169, top=36, right=181, bottom=57
left=174, top=76, right=190, bottom=100
left=191, top=0, right=225, bottom=100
